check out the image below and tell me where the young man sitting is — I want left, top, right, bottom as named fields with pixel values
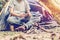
left=7, top=0, right=31, bottom=31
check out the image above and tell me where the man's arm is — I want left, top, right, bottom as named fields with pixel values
left=25, top=0, right=32, bottom=17
left=26, top=9, right=32, bottom=17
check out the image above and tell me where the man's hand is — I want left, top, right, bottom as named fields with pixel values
left=18, top=13, right=26, bottom=18
left=19, top=14, right=25, bottom=18
left=19, top=13, right=30, bottom=18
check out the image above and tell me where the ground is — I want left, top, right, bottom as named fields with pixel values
left=0, top=26, right=60, bottom=40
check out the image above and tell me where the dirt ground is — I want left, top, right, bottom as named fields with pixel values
left=0, top=26, right=60, bottom=40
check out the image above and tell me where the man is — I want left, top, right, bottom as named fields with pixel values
left=7, top=0, right=31, bottom=31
